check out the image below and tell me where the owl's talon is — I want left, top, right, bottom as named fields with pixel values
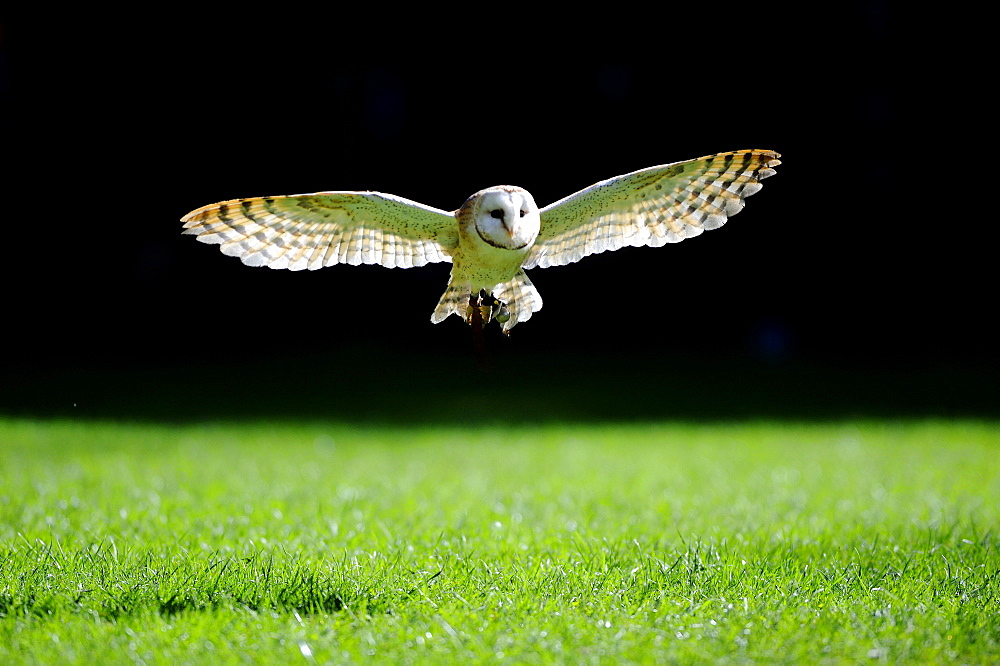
left=484, top=293, right=510, bottom=324
left=465, top=290, right=509, bottom=327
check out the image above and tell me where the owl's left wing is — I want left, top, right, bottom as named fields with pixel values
left=182, top=191, right=459, bottom=270
left=524, top=150, right=780, bottom=269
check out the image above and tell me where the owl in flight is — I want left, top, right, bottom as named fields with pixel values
left=182, top=149, right=780, bottom=332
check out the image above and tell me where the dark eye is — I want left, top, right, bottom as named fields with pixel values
left=490, top=210, right=504, bottom=219
left=519, top=210, right=527, bottom=218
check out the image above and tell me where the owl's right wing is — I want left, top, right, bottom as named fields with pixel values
left=525, top=150, right=780, bottom=269
left=181, top=191, right=459, bottom=270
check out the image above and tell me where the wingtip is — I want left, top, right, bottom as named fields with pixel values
left=759, top=149, right=782, bottom=167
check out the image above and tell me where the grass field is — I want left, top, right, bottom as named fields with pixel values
left=1, top=417, right=998, bottom=663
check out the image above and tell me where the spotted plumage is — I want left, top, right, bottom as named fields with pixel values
left=181, top=149, right=781, bottom=332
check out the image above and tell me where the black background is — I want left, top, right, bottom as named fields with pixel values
left=1, top=6, right=995, bottom=420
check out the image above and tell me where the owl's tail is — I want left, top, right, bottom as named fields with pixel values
left=431, top=269, right=542, bottom=333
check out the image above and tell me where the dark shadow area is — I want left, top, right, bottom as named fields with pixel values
left=3, top=345, right=996, bottom=424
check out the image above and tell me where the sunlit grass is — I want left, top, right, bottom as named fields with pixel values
left=1, top=418, right=998, bottom=662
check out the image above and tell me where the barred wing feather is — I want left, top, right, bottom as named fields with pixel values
left=181, top=191, right=459, bottom=271
left=525, top=150, right=780, bottom=269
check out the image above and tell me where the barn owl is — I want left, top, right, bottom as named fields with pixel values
left=182, top=149, right=780, bottom=332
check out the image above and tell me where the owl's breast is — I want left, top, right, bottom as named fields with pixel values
left=452, top=230, right=532, bottom=292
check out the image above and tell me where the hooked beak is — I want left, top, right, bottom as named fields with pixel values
left=501, top=215, right=513, bottom=235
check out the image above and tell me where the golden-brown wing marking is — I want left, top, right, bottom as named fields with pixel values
left=181, top=191, right=459, bottom=270
left=524, top=150, right=781, bottom=269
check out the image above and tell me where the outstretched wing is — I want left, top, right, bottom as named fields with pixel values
left=181, top=191, right=459, bottom=270
left=524, top=150, right=780, bottom=269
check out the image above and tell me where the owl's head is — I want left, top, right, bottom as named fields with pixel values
left=463, top=186, right=540, bottom=251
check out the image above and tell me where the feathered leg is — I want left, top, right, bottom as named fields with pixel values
left=431, top=277, right=468, bottom=325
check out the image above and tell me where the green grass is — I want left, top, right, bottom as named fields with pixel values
left=1, top=418, right=998, bottom=663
